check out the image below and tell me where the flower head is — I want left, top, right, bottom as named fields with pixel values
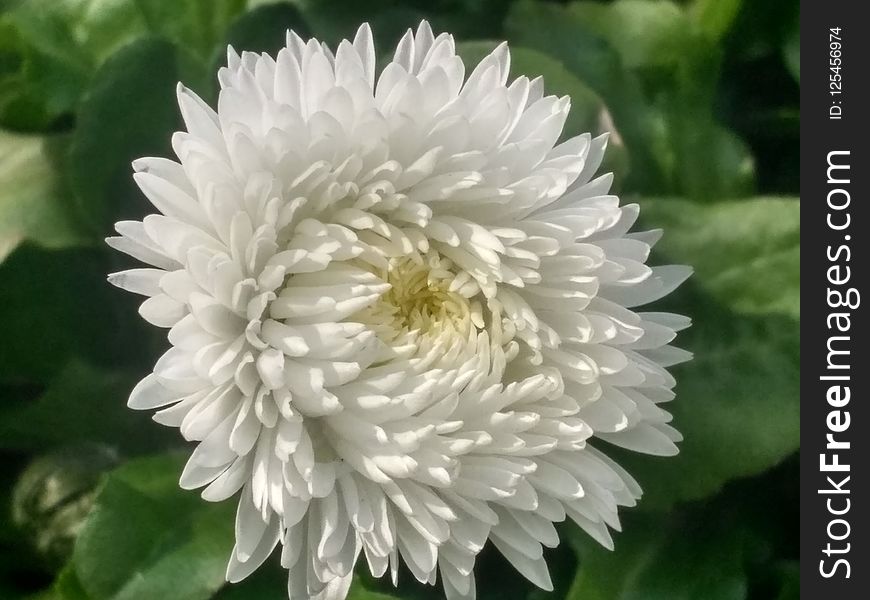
left=107, top=21, right=690, bottom=600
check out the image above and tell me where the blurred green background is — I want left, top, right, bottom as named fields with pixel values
left=0, top=0, right=799, bottom=599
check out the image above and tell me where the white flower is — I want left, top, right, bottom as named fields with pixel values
left=107, top=21, right=691, bottom=600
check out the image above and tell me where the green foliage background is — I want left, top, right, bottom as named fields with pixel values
left=0, top=0, right=799, bottom=598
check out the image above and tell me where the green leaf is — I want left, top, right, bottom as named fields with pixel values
left=643, top=197, right=799, bottom=318
left=567, top=0, right=696, bottom=71
left=54, top=565, right=92, bottom=600
left=7, top=0, right=148, bottom=68
left=345, top=589, right=401, bottom=600
left=0, top=245, right=132, bottom=382
left=560, top=1, right=754, bottom=201
left=505, top=1, right=667, bottom=192
left=0, top=6, right=88, bottom=126
left=0, top=360, right=174, bottom=454
left=568, top=462, right=799, bottom=599
left=2, top=0, right=149, bottom=124
left=346, top=577, right=402, bottom=600
left=211, top=563, right=286, bottom=600
left=12, top=445, right=119, bottom=573
left=68, top=37, right=181, bottom=234
left=691, top=0, right=744, bottom=42
left=782, top=24, right=799, bottom=84
left=724, top=0, right=800, bottom=61
left=608, top=197, right=799, bottom=508
left=133, top=0, right=246, bottom=63
left=0, top=131, right=89, bottom=261
left=667, top=114, right=756, bottom=201
left=505, top=0, right=756, bottom=200
left=566, top=509, right=747, bottom=600
left=0, top=17, right=52, bottom=131
left=506, top=1, right=628, bottom=98
left=73, top=454, right=235, bottom=600
left=0, top=0, right=246, bottom=128
left=773, top=561, right=799, bottom=600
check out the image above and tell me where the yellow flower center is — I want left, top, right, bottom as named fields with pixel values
left=355, top=255, right=478, bottom=341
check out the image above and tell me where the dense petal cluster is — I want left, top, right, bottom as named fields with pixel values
left=107, top=22, right=690, bottom=600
